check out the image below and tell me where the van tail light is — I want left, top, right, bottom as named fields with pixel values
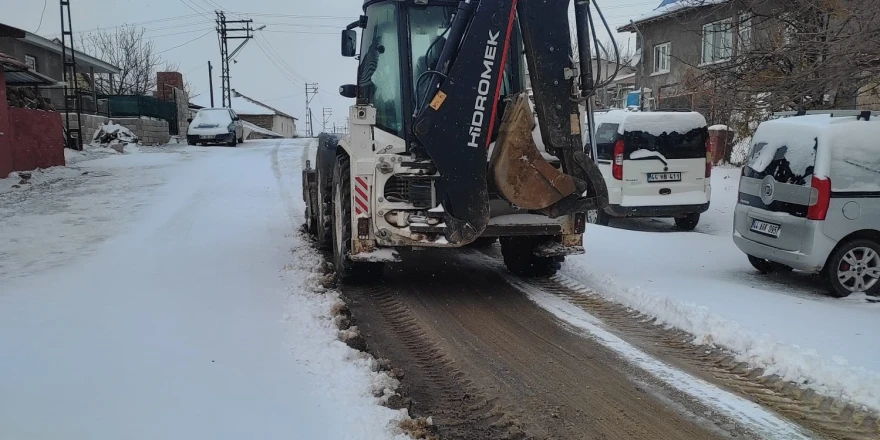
left=807, top=176, right=831, bottom=221
left=705, top=137, right=713, bottom=178
left=612, top=140, right=624, bottom=180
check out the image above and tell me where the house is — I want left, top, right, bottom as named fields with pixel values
left=230, top=90, right=298, bottom=138
left=618, top=0, right=753, bottom=114
left=525, top=57, right=636, bottom=109
left=0, top=22, right=121, bottom=113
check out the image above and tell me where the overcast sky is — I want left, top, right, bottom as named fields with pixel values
left=2, top=0, right=659, bottom=130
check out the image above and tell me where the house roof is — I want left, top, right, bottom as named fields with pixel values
left=618, top=0, right=729, bottom=32
left=191, top=91, right=298, bottom=120
left=0, top=22, right=121, bottom=75
left=0, top=50, right=61, bottom=86
left=232, top=90, right=297, bottom=120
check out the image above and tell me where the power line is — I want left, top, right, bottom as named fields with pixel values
left=256, top=35, right=309, bottom=82
left=34, top=0, right=48, bottom=33
left=251, top=38, right=304, bottom=87
left=156, top=29, right=214, bottom=54
left=150, top=27, right=215, bottom=39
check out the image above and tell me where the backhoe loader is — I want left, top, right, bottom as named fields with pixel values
left=303, top=0, right=614, bottom=281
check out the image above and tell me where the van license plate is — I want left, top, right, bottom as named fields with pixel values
left=647, top=172, right=682, bottom=183
left=200, top=135, right=214, bottom=140
left=750, top=219, right=781, bottom=238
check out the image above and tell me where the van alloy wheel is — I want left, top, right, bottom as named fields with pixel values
left=836, top=246, right=880, bottom=293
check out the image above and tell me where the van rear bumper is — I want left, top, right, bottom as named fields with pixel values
left=605, top=203, right=710, bottom=218
left=732, top=231, right=825, bottom=273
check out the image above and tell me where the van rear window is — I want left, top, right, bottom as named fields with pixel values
left=745, top=125, right=817, bottom=186
left=622, top=128, right=708, bottom=160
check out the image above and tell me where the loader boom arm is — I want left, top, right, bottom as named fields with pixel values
left=413, top=0, right=607, bottom=244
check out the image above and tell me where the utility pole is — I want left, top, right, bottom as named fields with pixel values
left=322, top=107, right=332, bottom=132
left=304, top=83, right=318, bottom=137
left=630, top=19, right=646, bottom=112
left=216, top=11, right=255, bottom=108
left=59, top=0, right=83, bottom=150
left=309, top=108, right=315, bottom=137
left=208, top=61, right=215, bottom=107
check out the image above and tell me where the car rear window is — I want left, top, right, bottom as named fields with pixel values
left=595, top=123, right=619, bottom=161
left=830, top=122, right=880, bottom=192
left=745, top=123, right=817, bottom=186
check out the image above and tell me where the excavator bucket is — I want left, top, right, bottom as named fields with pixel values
left=489, top=93, right=577, bottom=210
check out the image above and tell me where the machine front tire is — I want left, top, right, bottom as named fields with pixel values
left=331, top=154, right=384, bottom=284
left=500, top=237, right=563, bottom=277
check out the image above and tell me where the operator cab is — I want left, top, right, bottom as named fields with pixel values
left=340, top=0, right=526, bottom=153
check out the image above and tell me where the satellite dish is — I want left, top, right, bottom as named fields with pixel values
left=631, top=48, right=643, bottom=67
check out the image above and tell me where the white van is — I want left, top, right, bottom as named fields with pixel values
left=591, top=110, right=712, bottom=230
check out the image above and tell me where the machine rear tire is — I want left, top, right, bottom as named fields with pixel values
left=331, top=154, right=384, bottom=284
left=500, top=237, right=563, bottom=277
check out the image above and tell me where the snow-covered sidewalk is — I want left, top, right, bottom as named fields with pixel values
left=564, top=168, right=880, bottom=411
left=0, top=140, right=408, bottom=440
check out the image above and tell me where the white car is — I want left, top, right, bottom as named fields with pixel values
left=187, top=108, right=244, bottom=147
left=591, top=110, right=712, bottom=230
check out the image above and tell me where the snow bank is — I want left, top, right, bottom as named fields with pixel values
left=563, top=167, right=880, bottom=411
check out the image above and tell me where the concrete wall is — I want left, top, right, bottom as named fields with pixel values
left=271, top=115, right=297, bottom=138
left=0, top=38, right=64, bottom=81
left=8, top=108, right=65, bottom=171
left=63, top=113, right=170, bottom=145
left=174, top=89, right=190, bottom=136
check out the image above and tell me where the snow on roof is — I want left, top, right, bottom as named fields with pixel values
left=619, top=0, right=729, bottom=32
left=191, top=92, right=297, bottom=119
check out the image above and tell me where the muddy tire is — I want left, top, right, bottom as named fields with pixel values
left=315, top=165, right=334, bottom=250
left=674, top=213, right=700, bottom=231
left=823, top=239, right=880, bottom=298
left=500, top=237, right=563, bottom=277
left=331, top=154, right=384, bottom=284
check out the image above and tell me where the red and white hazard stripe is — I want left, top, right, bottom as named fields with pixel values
left=353, top=176, right=370, bottom=216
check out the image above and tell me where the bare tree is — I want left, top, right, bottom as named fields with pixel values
left=685, top=0, right=880, bottom=112
left=79, top=26, right=163, bottom=96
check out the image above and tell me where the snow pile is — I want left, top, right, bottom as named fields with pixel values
left=620, top=112, right=707, bottom=136
left=631, top=0, right=728, bottom=26
left=563, top=167, right=880, bottom=411
left=92, top=121, right=139, bottom=152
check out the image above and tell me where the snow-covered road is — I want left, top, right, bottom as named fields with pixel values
left=565, top=168, right=880, bottom=411
left=0, top=140, right=406, bottom=440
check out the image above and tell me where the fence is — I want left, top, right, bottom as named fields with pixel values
left=37, top=88, right=179, bottom=136
left=104, top=95, right=179, bottom=135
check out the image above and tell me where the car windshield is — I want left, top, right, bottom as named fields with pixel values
left=193, top=109, right=232, bottom=126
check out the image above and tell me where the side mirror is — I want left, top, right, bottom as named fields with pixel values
left=341, top=30, right=357, bottom=57
left=187, top=118, right=193, bottom=123
left=339, top=84, right=357, bottom=99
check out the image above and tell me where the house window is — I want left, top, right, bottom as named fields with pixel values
left=702, top=18, right=733, bottom=64
left=653, top=42, right=671, bottom=74
left=738, top=14, right=753, bottom=50
left=25, top=55, right=37, bottom=71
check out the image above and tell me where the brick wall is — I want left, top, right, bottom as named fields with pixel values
left=0, top=68, right=13, bottom=176
left=240, top=114, right=274, bottom=131
left=62, top=114, right=170, bottom=145
left=157, top=72, right=184, bottom=101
